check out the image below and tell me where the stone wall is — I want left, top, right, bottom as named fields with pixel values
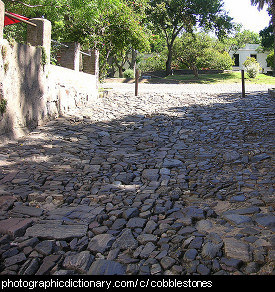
left=0, top=40, right=46, bottom=139
left=0, top=40, right=97, bottom=141
left=46, top=64, right=97, bottom=116
left=0, top=2, right=98, bottom=141
left=58, top=42, right=81, bottom=72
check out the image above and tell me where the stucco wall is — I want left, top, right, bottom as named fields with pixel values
left=229, top=44, right=271, bottom=73
left=0, top=39, right=98, bottom=141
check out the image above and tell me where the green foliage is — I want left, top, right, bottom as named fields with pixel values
left=0, top=98, right=7, bottom=115
left=149, top=34, right=166, bottom=53
left=260, top=25, right=274, bottom=50
left=223, top=29, right=261, bottom=53
left=38, top=46, right=48, bottom=67
left=172, top=32, right=233, bottom=77
left=198, top=49, right=234, bottom=70
left=267, top=51, right=274, bottom=69
left=243, top=57, right=261, bottom=78
left=165, top=71, right=275, bottom=84
left=146, top=0, right=234, bottom=75
left=3, top=0, right=150, bottom=79
left=123, top=69, right=135, bottom=78
left=172, top=32, right=212, bottom=77
left=246, top=64, right=260, bottom=78
left=147, top=0, right=233, bottom=38
left=1, top=45, right=8, bottom=59
left=243, top=57, right=260, bottom=67
left=251, top=0, right=270, bottom=11
left=4, top=62, right=9, bottom=73
left=139, top=53, right=166, bottom=72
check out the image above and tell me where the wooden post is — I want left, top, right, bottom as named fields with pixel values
left=135, top=69, right=139, bottom=96
left=241, top=70, right=245, bottom=98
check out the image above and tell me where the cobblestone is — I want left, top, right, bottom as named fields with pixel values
left=0, top=83, right=274, bottom=275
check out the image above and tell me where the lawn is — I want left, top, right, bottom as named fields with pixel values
left=165, top=71, right=275, bottom=85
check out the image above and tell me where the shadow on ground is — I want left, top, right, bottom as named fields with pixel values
left=0, top=91, right=274, bottom=275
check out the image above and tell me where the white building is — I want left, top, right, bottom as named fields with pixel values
left=229, top=44, right=271, bottom=73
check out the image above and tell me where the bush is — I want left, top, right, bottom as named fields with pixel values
left=243, top=57, right=261, bottom=78
left=266, top=51, right=274, bottom=69
left=246, top=63, right=261, bottom=78
left=139, top=53, right=166, bottom=72
left=123, top=69, right=135, bottom=78
left=197, top=49, right=234, bottom=70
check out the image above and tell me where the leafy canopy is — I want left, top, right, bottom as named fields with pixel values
left=172, top=32, right=234, bottom=77
left=3, top=0, right=150, bottom=78
left=146, top=0, right=234, bottom=75
left=147, top=0, right=233, bottom=43
left=3, top=0, right=150, bottom=51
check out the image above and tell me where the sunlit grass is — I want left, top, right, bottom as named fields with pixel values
left=165, top=71, right=275, bottom=85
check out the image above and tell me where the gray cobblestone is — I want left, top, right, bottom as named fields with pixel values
left=0, top=83, right=274, bottom=275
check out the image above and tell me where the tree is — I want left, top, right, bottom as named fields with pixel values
left=266, top=51, right=274, bottom=69
left=93, top=1, right=149, bottom=77
left=173, top=32, right=212, bottom=78
left=251, top=0, right=275, bottom=75
left=222, top=28, right=261, bottom=55
left=146, top=0, right=234, bottom=76
left=260, top=25, right=274, bottom=50
left=3, top=0, right=150, bottom=78
left=251, top=0, right=270, bottom=9
left=197, top=48, right=234, bottom=72
left=173, top=32, right=234, bottom=77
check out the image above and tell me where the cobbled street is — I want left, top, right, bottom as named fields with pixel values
left=0, top=83, right=274, bottom=275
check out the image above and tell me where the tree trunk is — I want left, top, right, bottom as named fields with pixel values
left=118, top=66, right=123, bottom=78
left=191, top=65, right=199, bottom=78
left=129, top=49, right=137, bottom=70
left=109, top=64, right=115, bottom=78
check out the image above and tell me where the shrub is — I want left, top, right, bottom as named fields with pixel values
left=243, top=57, right=261, bottom=78
left=197, top=49, right=234, bottom=70
left=123, top=69, right=135, bottom=78
left=139, top=53, right=166, bottom=72
left=266, top=51, right=274, bottom=69
left=246, top=63, right=260, bottom=78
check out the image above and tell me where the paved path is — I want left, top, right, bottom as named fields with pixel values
left=102, top=81, right=273, bottom=95
left=0, top=84, right=274, bottom=275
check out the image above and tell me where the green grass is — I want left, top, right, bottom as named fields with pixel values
left=165, top=71, right=275, bottom=85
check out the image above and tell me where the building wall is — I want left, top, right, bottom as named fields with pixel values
left=229, top=44, right=271, bottom=73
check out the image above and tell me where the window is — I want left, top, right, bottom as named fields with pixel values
left=250, top=54, right=257, bottom=60
left=233, top=54, right=240, bottom=66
